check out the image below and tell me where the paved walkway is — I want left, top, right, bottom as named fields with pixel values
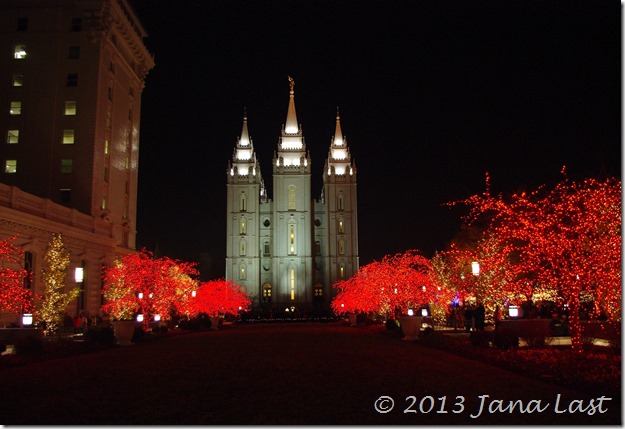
left=0, top=322, right=620, bottom=425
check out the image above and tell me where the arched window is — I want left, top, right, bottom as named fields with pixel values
left=239, top=240, right=246, bottom=256
left=337, top=193, right=344, bottom=211
left=288, top=222, right=297, bottom=255
left=262, top=283, right=272, bottom=301
left=240, top=218, right=246, bottom=235
left=338, top=219, right=344, bottom=234
left=239, top=263, right=246, bottom=280
left=289, top=266, right=296, bottom=300
left=240, top=192, right=247, bottom=212
left=338, top=239, right=345, bottom=255
left=339, top=263, right=345, bottom=279
left=288, top=185, right=296, bottom=210
left=263, top=240, right=270, bottom=256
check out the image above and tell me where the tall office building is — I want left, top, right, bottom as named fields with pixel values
left=0, top=0, right=153, bottom=324
left=226, top=78, right=359, bottom=315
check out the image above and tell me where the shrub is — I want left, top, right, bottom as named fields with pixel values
left=470, top=330, right=491, bottom=348
left=14, top=335, right=43, bottom=354
left=493, top=328, right=519, bottom=350
left=85, top=326, right=115, bottom=345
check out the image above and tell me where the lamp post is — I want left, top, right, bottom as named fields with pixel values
left=75, top=265, right=85, bottom=325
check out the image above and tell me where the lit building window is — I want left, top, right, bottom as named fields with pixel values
left=314, top=286, right=323, bottom=297
left=338, top=240, right=345, bottom=255
left=65, top=101, right=77, bottom=115
left=290, top=267, right=296, bottom=300
left=61, top=159, right=73, bottom=173
left=239, top=240, right=246, bottom=256
left=263, top=241, right=270, bottom=256
left=63, top=130, right=75, bottom=144
left=340, top=264, right=345, bottom=279
left=240, top=219, right=246, bottom=235
left=315, top=240, right=321, bottom=255
left=104, top=139, right=110, bottom=155
left=239, top=264, right=246, bottom=280
left=262, top=283, right=272, bottom=301
left=10, top=101, right=21, bottom=115
left=14, top=45, right=26, bottom=59
left=7, top=130, right=19, bottom=144
left=101, top=195, right=107, bottom=210
left=288, top=224, right=296, bottom=255
left=338, top=193, right=344, bottom=211
left=5, top=160, right=17, bottom=173
left=13, top=73, right=23, bottom=87
left=338, top=220, right=344, bottom=234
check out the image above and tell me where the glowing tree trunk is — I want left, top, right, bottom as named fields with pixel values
left=37, top=233, right=79, bottom=336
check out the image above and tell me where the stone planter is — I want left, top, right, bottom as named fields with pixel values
left=111, top=320, right=136, bottom=346
left=399, top=315, right=423, bottom=341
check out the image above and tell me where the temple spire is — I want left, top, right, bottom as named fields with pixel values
left=333, top=107, right=344, bottom=146
left=285, top=76, right=298, bottom=134
left=240, top=108, right=250, bottom=146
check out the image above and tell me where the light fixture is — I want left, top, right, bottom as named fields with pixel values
left=22, top=313, right=33, bottom=326
left=508, top=306, right=519, bottom=318
left=407, top=309, right=414, bottom=316
left=472, top=261, right=480, bottom=276
left=74, top=267, right=84, bottom=283
left=137, top=314, right=144, bottom=322
left=154, top=314, right=161, bottom=322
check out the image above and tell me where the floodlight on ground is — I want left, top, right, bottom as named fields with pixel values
left=508, top=306, right=519, bottom=317
left=407, top=309, right=414, bottom=316
left=137, top=314, right=144, bottom=322
left=154, top=314, right=161, bottom=322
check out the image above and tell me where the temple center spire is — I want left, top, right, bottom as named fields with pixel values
left=285, top=76, right=299, bottom=134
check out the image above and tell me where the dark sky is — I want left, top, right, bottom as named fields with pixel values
left=129, top=0, right=621, bottom=276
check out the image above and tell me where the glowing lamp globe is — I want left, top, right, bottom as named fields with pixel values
left=471, top=261, right=480, bottom=276
left=22, top=313, right=33, bottom=326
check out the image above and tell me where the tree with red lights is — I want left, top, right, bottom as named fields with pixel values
left=101, top=249, right=199, bottom=329
left=0, top=235, right=35, bottom=317
left=451, top=173, right=621, bottom=350
left=187, top=279, right=251, bottom=318
left=332, top=250, right=453, bottom=320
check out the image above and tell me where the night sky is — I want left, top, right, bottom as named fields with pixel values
left=128, top=0, right=621, bottom=276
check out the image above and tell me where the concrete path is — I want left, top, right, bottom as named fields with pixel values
left=0, top=322, right=620, bottom=425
